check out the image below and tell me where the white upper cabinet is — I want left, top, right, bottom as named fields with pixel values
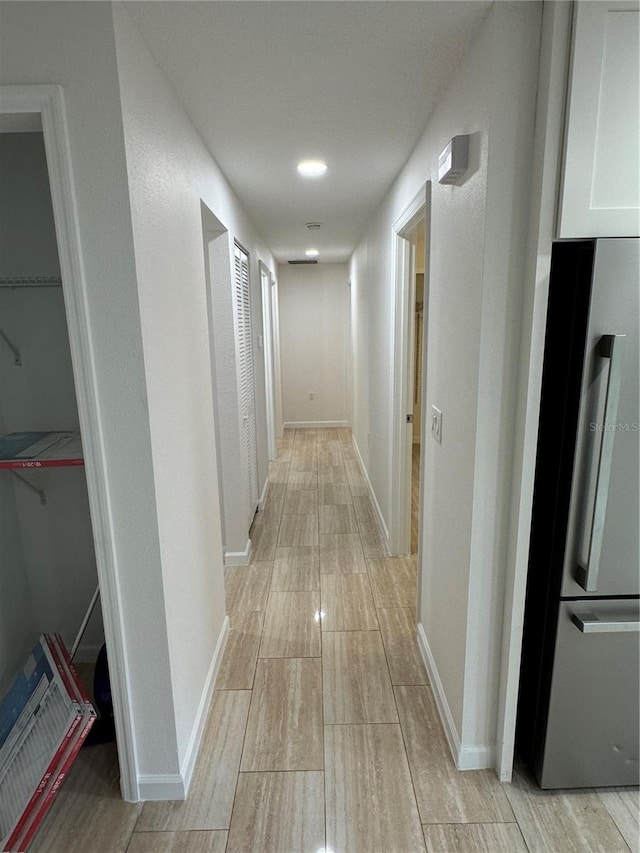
left=558, top=1, right=640, bottom=237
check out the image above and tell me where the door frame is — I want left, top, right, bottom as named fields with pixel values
left=389, top=183, right=430, bottom=556
left=0, top=84, right=138, bottom=799
left=259, top=261, right=278, bottom=461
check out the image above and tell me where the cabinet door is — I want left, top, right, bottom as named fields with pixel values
left=233, top=243, right=259, bottom=523
left=558, top=1, right=640, bottom=238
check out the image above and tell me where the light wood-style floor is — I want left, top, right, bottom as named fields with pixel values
left=30, top=428, right=638, bottom=852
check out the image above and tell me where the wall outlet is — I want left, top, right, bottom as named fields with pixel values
left=431, top=405, right=442, bottom=443
left=309, top=391, right=315, bottom=400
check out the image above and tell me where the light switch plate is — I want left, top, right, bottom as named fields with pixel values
left=431, top=405, right=442, bottom=443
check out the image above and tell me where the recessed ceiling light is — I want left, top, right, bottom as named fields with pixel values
left=297, top=159, right=327, bottom=178
left=305, top=248, right=320, bottom=258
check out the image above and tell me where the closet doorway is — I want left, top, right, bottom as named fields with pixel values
left=0, top=87, right=137, bottom=805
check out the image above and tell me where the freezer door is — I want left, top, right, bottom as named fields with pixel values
left=562, top=239, right=640, bottom=598
left=538, top=600, right=640, bottom=789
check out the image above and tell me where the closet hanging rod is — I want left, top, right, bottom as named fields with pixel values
left=0, top=326, right=21, bottom=365
left=10, top=470, right=46, bottom=504
left=0, top=275, right=62, bottom=288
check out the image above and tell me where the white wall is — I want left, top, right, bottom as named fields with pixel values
left=112, top=3, right=276, bottom=768
left=278, top=263, right=349, bottom=426
left=0, top=133, right=103, bottom=663
left=349, top=1, right=541, bottom=765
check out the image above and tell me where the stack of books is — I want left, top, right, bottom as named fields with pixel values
left=0, top=635, right=96, bottom=852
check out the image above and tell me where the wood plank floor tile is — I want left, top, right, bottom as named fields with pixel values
left=319, top=503, right=359, bottom=534
left=348, top=482, right=369, bottom=496
left=240, top=658, right=323, bottom=771
left=395, top=686, right=514, bottom=824
left=319, top=483, right=353, bottom=505
left=227, top=771, right=325, bottom=853
left=216, top=611, right=263, bottom=690
left=422, top=823, right=527, bottom=852
left=127, top=831, right=228, bottom=853
left=325, top=724, right=425, bottom=853
left=282, top=488, right=318, bottom=514
left=277, top=513, right=319, bottom=546
left=322, top=631, right=397, bottom=724
left=287, top=471, right=318, bottom=490
left=225, top=562, right=272, bottom=612
left=137, top=691, right=250, bottom=831
left=289, top=451, right=317, bottom=472
left=267, top=460, right=290, bottom=483
left=320, top=573, right=379, bottom=631
left=317, top=464, right=350, bottom=484
left=368, top=556, right=417, bottom=608
left=250, top=522, right=278, bottom=561
left=596, top=788, right=640, bottom=852
left=377, top=608, right=428, bottom=685
left=271, top=546, right=320, bottom=591
left=504, top=767, right=631, bottom=853
left=29, top=744, right=141, bottom=853
left=259, top=590, right=321, bottom=658
left=319, top=533, right=367, bottom=574
left=318, top=447, right=343, bottom=468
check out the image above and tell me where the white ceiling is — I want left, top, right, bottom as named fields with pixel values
left=126, top=1, right=491, bottom=262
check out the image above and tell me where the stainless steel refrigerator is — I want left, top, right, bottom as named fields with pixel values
left=517, top=238, right=639, bottom=789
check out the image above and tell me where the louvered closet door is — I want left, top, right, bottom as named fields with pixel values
left=234, top=243, right=259, bottom=516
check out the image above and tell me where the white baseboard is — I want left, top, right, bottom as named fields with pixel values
left=180, top=614, right=229, bottom=794
left=258, top=477, right=269, bottom=511
left=458, top=743, right=495, bottom=770
left=282, top=420, right=349, bottom=429
left=417, top=623, right=494, bottom=771
left=137, top=614, right=230, bottom=801
left=138, top=773, right=186, bottom=801
left=224, top=539, right=252, bottom=566
left=351, top=435, right=390, bottom=549
left=417, top=622, right=462, bottom=765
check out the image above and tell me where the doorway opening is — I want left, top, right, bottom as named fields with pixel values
left=389, top=183, right=430, bottom=563
left=0, top=85, right=138, bottom=821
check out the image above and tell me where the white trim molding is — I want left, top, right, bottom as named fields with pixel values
left=283, top=420, right=349, bottom=429
left=417, top=623, right=494, bottom=771
left=258, top=476, right=269, bottom=511
left=137, top=774, right=186, bottom=802
left=137, top=615, right=230, bottom=801
left=0, top=84, right=139, bottom=801
left=225, top=539, right=252, bottom=566
left=179, top=615, right=229, bottom=795
left=352, top=435, right=390, bottom=549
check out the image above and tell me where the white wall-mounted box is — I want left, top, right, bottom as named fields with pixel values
left=438, top=135, right=470, bottom=185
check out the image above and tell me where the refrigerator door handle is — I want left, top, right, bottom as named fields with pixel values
left=572, top=612, right=640, bottom=634
left=576, top=334, right=626, bottom=592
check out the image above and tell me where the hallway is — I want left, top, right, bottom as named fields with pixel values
left=29, top=428, right=637, bottom=853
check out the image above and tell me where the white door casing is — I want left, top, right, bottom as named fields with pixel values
left=259, top=261, right=278, bottom=461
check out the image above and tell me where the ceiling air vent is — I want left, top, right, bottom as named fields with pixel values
left=287, top=259, right=318, bottom=265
